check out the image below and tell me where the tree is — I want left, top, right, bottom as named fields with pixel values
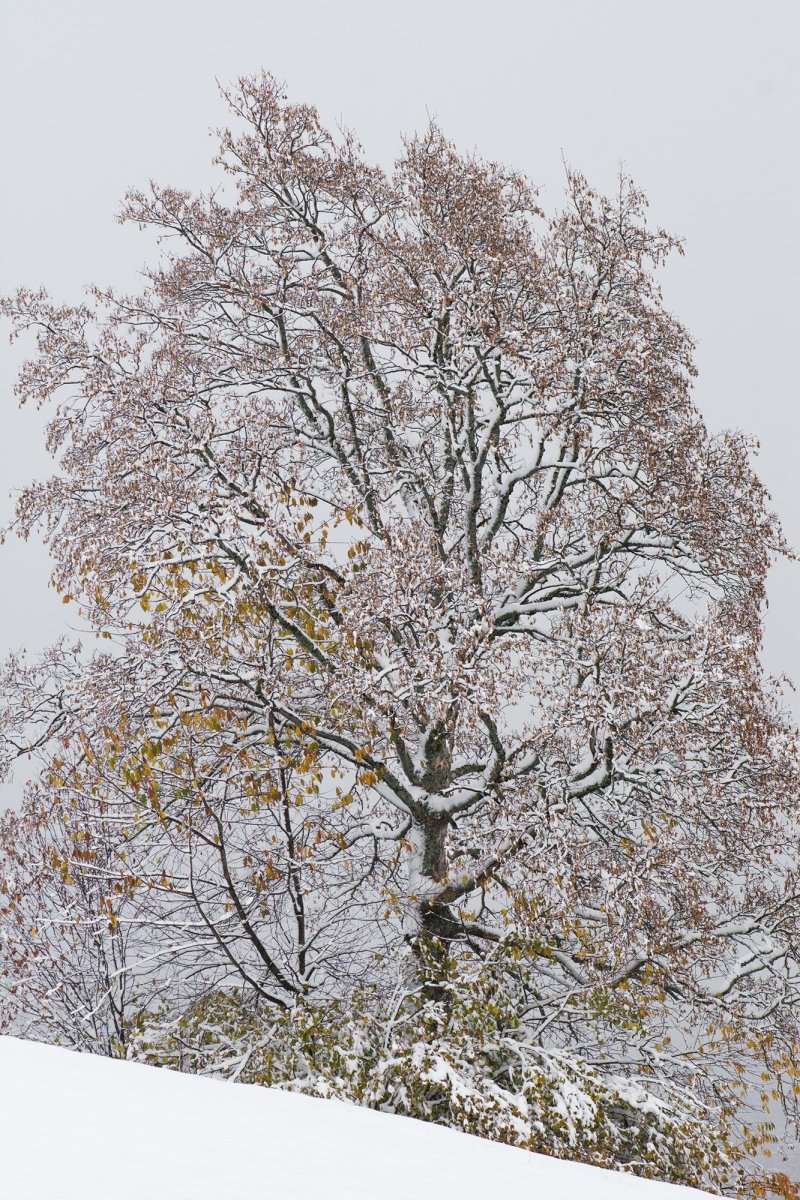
left=2, top=74, right=799, bottom=1190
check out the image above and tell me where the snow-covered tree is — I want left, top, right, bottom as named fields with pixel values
left=2, top=74, right=799, bottom=1191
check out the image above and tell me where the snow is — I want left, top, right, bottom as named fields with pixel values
left=0, top=1035, right=713, bottom=1200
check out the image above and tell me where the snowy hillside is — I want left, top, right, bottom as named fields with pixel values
left=0, top=1036, right=712, bottom=1200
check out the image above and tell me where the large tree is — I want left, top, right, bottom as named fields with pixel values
left=2, top=75, right=799, bottom=1190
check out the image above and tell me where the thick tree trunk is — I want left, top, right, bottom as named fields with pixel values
left=412, top=811, right=459, bottom=997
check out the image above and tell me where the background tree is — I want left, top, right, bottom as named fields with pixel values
left=2, top=74, right=799, bottom=1191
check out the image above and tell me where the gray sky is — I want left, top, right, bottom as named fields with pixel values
left=1, top=0, right=798, bottom=708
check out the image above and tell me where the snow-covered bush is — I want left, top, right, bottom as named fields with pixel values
left=129, top=950, right=742, bottom=1192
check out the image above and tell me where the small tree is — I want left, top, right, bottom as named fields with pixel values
left=2, top=74, right=799, bottom=1190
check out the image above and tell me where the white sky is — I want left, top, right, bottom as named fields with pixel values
left=0, top=0, right=798, bottom=718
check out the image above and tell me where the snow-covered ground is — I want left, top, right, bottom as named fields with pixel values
left=0, top=1035, right=712, bottom=1199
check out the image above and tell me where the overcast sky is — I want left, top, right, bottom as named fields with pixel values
left=1, top=1, right=798, bottom=719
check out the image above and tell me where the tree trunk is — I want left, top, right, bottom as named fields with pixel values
left=413, top=811, right=458, bottom=997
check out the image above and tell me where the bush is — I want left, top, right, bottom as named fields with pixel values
left=129, top=953, right=741, bottom=1193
